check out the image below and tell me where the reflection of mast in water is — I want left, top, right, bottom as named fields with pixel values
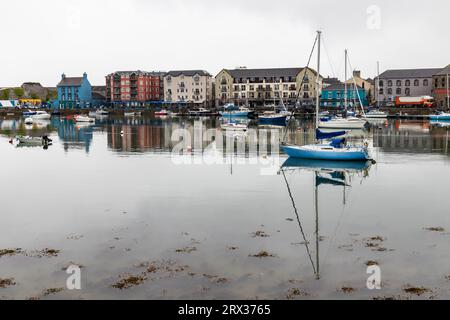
left=281, top=159, right=372, bottom=280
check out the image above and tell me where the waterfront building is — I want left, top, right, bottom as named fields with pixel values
left=432, top=65, right=450, bottom=108
left=323, top=77, right=341, bottom=88
left=345, top=71, right=375, bottom=104
left=163, top=70, right=213, bottom=107
left=214, top=67, right=322, bottom=107
left=91, top=86, right=107, bottom=106
left=375, top=68, right=441, bottom=106
left=320, top=83, right=368, bottom=108
left=105, top=71, right=165, bottom=107
left=57, top=73, right=93, bottom=109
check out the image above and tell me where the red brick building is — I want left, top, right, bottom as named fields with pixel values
left=105, top=71, right=165, bottom=107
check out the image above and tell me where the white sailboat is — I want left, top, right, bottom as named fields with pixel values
left=283, top=31, right=371, bottom=161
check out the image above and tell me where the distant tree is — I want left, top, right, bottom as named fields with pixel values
left=0, top=89, right=10, bottom=100
left=30, top=93, right=38, bottom=100
left=13, top=88, right=24, bottom=99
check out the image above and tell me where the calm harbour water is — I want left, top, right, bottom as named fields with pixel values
left=1, top=115, right=450, bottom=300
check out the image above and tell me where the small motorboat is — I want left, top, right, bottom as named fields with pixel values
left=96, top=109, right=109, bottom=115
left=15, top=135, right=53, bottom=146
left=188, top=108, right=219, bottom=117
left=221, top=122, right=248, bottom=131
left=429, top=112, right=450, bottom=121
left=319, top=116, right=368, bottom=129
left=23, top=110, right=37, bottom=117
left=258, top=111, right=288, bottom=125
left=124, top=111, right=141, bottom=117
left=155, top=109, right=169, bottom=116
left=366, top=110, right=388, bottom=118
left=32, top=111, right=51, bottom=120
left=74, top=115, right=95, bottom=123
left=219, top=104, right=254, bottom=118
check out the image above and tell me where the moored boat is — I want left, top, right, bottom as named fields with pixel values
left=220, top=122, right=248, bottom=131
left=188, top=108, right=218, bottom=117
left=319, top=116, right=368, bottom=129
left=74, top=115, right=95, bottom=122
left=282, top=31, right=371, bottom=162
left=31, top=111, right=51, bottom=120
left=429, top=112, right=450, bottom=121
left=366, top=110, right=388, bottom=118
left=283, top=138, right=370, bottom=161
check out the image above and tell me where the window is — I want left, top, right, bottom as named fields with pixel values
left=396, top=88, right=401, bottom=94
left=387, top=88, right=393, bottom=95
left=423, top=79, right=428, bottom=86
left=379, top=89, right=383, bottom=95
left=379, top=80, right=384, bottom=87
left=396, top=80, right=402, bottom=87
left=405, top=80, right=410, bottom=86
left=241, top=85, right=246, bottom=91
left=414, top=79, right=419, bottom=86
left=405, top=88, right=410, bottom=96
left=387, top=80, right=392, bottom=87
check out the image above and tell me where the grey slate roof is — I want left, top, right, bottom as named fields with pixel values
left=435, top=65, right=450, bottom=76
left=323, top=83, right=364, bottom=91
left=58, top=77, right=83, bottom=87
left=378, top=68, right=442, bottom=79
left=166, top=70, right=211, bottom=77
left=222, top=67, right=317, bottom=79
left=108, top=70, right=166, bottom=77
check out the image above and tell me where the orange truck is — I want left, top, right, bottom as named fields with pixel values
left=395, top=96, right=434, bottom=107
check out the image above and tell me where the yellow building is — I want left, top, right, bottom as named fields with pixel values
left=345, top=71, right=375, bottom=104
left=215, top=67, right=322, bottom=107
left=19, top=99, right=42, bottom=106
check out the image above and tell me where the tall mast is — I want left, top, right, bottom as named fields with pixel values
left=344, top=49, right=348, bottom=112
left=315, top=30, right=321, bottom=130
left=377, top=61, right=380, bottom=108
left=447, top=73, right=449, bottom=110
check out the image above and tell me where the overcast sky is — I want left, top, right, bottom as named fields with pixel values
left=2, top=0, right=449, bottom=87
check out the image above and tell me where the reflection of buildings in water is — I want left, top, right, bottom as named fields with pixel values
left=106, top=118, right=289, bottom=157
left=0, top=120, right=19, bottom=131
left=51, top=118, right=93, bottom=153
left=374, top=120, right=449, bottom=155
left=108, top=123, right=168, bottom=152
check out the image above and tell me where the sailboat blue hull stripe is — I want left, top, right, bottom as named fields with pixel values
left=282, top=146, right=369, bottom=161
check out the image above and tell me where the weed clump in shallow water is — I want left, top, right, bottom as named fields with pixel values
left=175, top=247, right=197, bottom=254
left=249, top=251, right=276, bottom=258
left=339, top=287, right=357, bottom=294
left=365, top=260, right=379, bottom=266
left=0, top=278, right=16, bottom=288
left=251, top=231, right=270, bottom=238
left=112, top=274, right=147, bottom=290
left=0, top=248, right=22, bottom=257
left=424, top=227, right=445, bottom=232
left=402, top=285, right=431, bottom=296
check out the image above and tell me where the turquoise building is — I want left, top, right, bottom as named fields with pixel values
left=321, top=83, right=368, bottom=108
left=57, top=73, right=92, bottom=109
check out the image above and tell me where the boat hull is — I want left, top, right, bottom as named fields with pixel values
left=259, top=115, right=287, bottom=125
left=429, top=115, right=450, bottom=121
left=220, top=111, right=250, bottom=117
left=283, top=145, right=369, bottom=161
left=319, top=120, right=367, bottom=129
